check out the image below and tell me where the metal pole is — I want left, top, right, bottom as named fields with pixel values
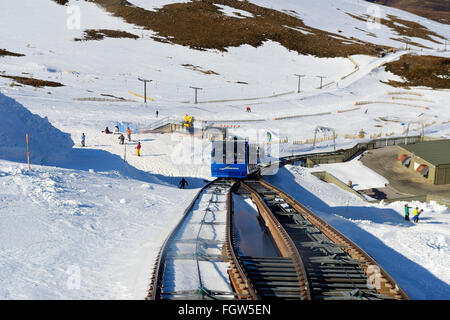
left=190, top=86, right=203, bottom=104
left=316, top=76, right=326, bottom=89
left=138, top=78, right=152, bottom=103
left=294, top=74, right=305, bottom=93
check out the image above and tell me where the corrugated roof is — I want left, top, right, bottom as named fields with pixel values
left=399, top=140, right=450, bottom=166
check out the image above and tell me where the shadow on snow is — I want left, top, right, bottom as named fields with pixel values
left=46, top=146, right=209, bottom=189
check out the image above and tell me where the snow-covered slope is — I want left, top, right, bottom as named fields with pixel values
left=0, top=159, right=198, bottom=299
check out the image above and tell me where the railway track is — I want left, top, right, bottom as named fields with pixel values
left=238, top=178, right=410, bottom=300
left=148, top=177, right=409, bottom=300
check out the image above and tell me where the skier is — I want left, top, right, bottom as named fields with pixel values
left=135, top=141, right=141, bottom=157
left=156, top=110, right=159, bottom=118
left=246, top=106, right=251, bottom=113
left=126, top=127, right=132, bottom=142
left=81, top=133, right=86, bottom=147
left=404, top=204, right=411, bottom=221
left=179, top=178, right=188, bottom=189
left=118, top=133, right=125, bottom=145
left=104, top=127, right=111, bottom=134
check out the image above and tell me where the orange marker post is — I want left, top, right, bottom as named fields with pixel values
left=26, top=133, right=30, bottom=170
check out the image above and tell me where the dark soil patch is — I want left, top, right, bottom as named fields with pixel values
left=0, top=49, right=25, bottom=57
left=384, top=14, right=446, bottom=44
left=345, top=12, right=445, bottom=45
left=383, top=54, right=450, bottom=89
left=74, top=29, right=139, bottom=41
left=51, top=0, right=69, bottom=5
left=389, top=37, right=432, bottom=50
left=88, top=0, right=387, bottom=58
left=181, top=64, right=219, bottom=75
left=1, top=75, right=64, bottom=88
left=366, top=0, right=450, bottom=25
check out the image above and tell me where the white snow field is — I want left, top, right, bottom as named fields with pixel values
left=0, top=0, right=449, bottom=299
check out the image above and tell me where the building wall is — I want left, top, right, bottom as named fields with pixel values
left=436, top=165, right=450, bottom=185
left=398, top=147, right=437, bottom=184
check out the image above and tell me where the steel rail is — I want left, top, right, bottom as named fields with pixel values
left=224, top=183, right=260, bottom=300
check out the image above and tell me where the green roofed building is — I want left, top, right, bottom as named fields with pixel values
left=397, top=139, right=450, bottom=185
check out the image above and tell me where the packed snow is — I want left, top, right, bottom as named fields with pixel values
left=309, top=156, right=390, bottom=191
left=0, top=0, right=449, bottom=300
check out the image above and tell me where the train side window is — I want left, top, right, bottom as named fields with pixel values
left=237, top=142, right=246, bottom=164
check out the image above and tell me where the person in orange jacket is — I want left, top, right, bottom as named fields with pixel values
left=126, top=127, right=132, bottom=142
left=136, top=141, right=141, bottom=156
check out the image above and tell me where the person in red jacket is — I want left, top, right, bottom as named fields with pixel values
left=136, top=141, right=141, bottom=156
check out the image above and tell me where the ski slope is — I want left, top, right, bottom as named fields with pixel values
left=0, top=0, right=449, bottom=299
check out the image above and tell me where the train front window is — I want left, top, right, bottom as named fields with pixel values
left=211, top=141, right=223, bottom=164
left=213, top=140, right=246, bottom=164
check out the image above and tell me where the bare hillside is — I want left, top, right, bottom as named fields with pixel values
left=367, top=0, right=450, bottom=24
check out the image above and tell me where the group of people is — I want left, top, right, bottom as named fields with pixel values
left=81, top=126, right=142, bottom=156
left=404, top=204, right=423, bottom=223
left=118, top=127, right=132, bottom=144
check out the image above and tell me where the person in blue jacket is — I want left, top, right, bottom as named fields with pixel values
left=81, top=133, right=86, bottom=147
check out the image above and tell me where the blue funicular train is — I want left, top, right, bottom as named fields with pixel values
left=211, top=138, right=262, bottom=178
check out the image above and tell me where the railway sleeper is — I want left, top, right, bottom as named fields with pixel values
left=305, top=259, right=364, bottom=266
left=255, top=291, right=303, bottom=299
left=251, top=276, right=300, bottom=281
left=313, top=288, right=386, bottom=298
left=310, top=282, right=373, bottom=289
left=245, top=271, right=300, bottom=277
left=244, top=264, right=297, bottom=270
left=241, top=260, right=295, bottom=267
left=239, top=256, right=292, bottom=261
left=255, top=280, right=303, bottom=288
left=243, top=264, right=298, bottom=270
left=309, top=276, right=368, bottom=284
left=308, top=272, right=367, bottom=279
left=258, top=286, right=302, bottom=293
left=307, top=268, right=366, bottom=275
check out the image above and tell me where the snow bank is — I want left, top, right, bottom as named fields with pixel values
left=309, top=156, right=389, bottom=191
left=0, top=92, right=73, bottom=164
left=0, top=160, right=197, bottom=299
